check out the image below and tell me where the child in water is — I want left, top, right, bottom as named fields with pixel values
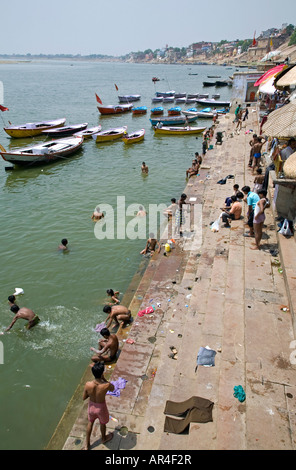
left=106, top=289, right=120, bottom=304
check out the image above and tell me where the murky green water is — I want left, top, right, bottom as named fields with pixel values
left=0, top=60, right=233, bottom=449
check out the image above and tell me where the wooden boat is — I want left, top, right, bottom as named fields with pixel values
left=122, top=129, right=145, bottom=144
left=92, top=126, right=128, bottom=143
left=152, top=96, right=163, bottom=103
left=153, top=126, right=206, bottom=135
left=203, top=81, right=216, bottom=87
left=215, top=80, right=229, bottom=87
left=197, top=93, right=209, bottom=98
left=168, top=107, right=181, bottom=116
left=132, top=106, right=147, bottom=115
left=150, top=107, right=164, bottom=115
left=207, top=75, right=221, bottom=78
left=74, top=125, right=101, bottom=139
left=155, top=91, right=175, bottom=97
left=196, top=98, right=231, bottom=107
left=118, top=94, right=141, bottom=103
left=187, top=93, right=199, bottom=99
left=175, top=97, right=186, bottom=104
left=4, top=118, right=66, bottom=138
left=163, top=96, right=175, bottom=103
left=42, top=123, right=88, bottom=137
left=97, top=104, right=133, bottom=115
left=185, top=98, right=197, bottom=104
left=174, top=93, right=186, bottom=98
left=183, top=107, right=214, bottom=118
left=150, top=115, right=199, bottom=126
left=212, top=94, right=220, bottom=99
left=0, top=135, right=84, bottom=167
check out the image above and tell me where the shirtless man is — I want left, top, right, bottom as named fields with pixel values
left=141, top=162, right=148, bottom=174
left=5, top=305, right=40, bottom=331
left=186, top=159, right=198, bottom=178
left=103, top=304, right=132, bottom=329
left=58, top=239, right=68, bottom=251
left=140, top=233, right=161, bottom=255
left=90, top=327, right=119, bottom=363
left=91, top=206, right=104, bottom=222
left=83, top=362, right=114, bottom=449
left=252, top=137, right=265, bottom=174
left=136, top=205, right=147, bottom=217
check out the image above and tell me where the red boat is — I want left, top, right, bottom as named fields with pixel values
left=97, top=104, right=133, bottom=115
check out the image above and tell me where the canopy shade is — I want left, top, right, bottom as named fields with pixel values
left=275, top=65, right=296, bottom=88
left=254, top=64, right=286, bottom=87
left=262, top=101, right=296, bottom=138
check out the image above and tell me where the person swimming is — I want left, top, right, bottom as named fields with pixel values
left=59, top=238, right=69, bottom=250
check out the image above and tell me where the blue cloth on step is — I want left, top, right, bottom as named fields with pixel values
left=196, top=347, right=216, bottom=367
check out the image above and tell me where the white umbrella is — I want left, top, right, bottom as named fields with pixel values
left=259, top=76, right=276, bottom=95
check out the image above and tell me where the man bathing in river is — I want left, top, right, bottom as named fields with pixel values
left=5, top=305, right=40, bottom=331
left=140, top=233, right=161, bottom=255
left=90, top=327, right=119, bottom=363
left=103, top=304, right=131, bottom=329
left=83, top=362, right=114, bottom=449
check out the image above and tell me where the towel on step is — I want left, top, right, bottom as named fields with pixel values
left=163, top=397, right=214, bottom=434
left=107, top=377, right=128, bottom=397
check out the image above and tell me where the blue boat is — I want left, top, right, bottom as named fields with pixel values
left=151, top=107, right=164, bottom=115
left=168, top=106, right=182, bottom=116
left=149, top=115, right=199, bottom=126
left=132, top=106, right=147, bottom=115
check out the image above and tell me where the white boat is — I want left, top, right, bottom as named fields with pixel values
left=163, top=96, right=175, bottom=103
left=183, top=107, right=214, bottom=118
left=152, top=96, right=163, bottom=103
left=155, top=91, right=175, bottom=97
left=74, top=125, right=101, bottom=138
left=0, top=136, right=84, bottom=167
left=196, top=98, right=231, bottom=107
left=118, top=94, right=141, bottom=103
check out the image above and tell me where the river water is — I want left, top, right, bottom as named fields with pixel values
left=0, top=60, right=233, bottom=449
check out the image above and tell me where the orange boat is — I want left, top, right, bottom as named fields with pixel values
left=97, top=104, right=133, bottom=115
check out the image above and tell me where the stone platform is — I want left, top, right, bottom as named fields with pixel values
left=47, top=110, right=296, bottom=451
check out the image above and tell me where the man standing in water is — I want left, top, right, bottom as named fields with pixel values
left=5, top=305, right=40, bottom=331
left=83, top=362, right=114, bottom=449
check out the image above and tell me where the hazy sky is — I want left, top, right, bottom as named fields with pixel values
left=1, top=0, right=295, bottom=56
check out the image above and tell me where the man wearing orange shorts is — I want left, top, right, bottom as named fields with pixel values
left=83, top=362, right=114, bottom=449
